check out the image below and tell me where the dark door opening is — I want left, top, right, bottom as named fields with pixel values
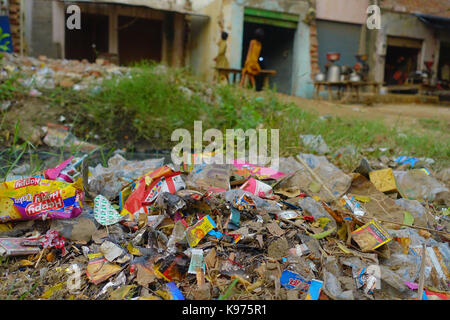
left=65, top=13, right=109, bottom=62
left=118, top=16, right=162, bottom=66
left=438, top=42, right=450, bottom=88
left=241, top=22, right=295, bottom=93
left=384, top=46, right=420, bottom=86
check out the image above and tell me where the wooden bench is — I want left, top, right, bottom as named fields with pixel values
left=313, top=81, right=381, bottom=103
left=215, top=67, right=277, bottom=88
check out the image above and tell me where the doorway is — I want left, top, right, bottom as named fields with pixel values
left=384, top=36, right=422, bottom=85
left=242, top=8, right=297, bottom=93
left=65, top=13, right=109, bottom=62
left=118, top=16, right=163, bottom=66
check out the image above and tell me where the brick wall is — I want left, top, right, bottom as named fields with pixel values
left=8, top=0, right=21, bottom=53
left=309, top=19, right=320, bottom=78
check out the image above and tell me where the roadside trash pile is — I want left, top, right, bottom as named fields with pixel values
left=0, top=52, right=129, bottom=95
left=0, top=151, right=449, bottom=300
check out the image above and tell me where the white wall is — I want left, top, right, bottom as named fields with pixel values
left=316, top=0, right=369, bottom=24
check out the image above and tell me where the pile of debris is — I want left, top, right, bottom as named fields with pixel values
left=0, top=52, right=129, bottom=95
left=0, top=151, right=449, bottom=300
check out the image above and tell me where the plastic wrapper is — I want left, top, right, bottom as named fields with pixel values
left=166, top=220, right=187, bottom=253
left=185, top=215, right=216, bottom=248
left=156, top=192, right=186, bottom=217
left=166, top=282, right=185, bottom=300
left=298, top=197, right=337, bottom=230
left=240, top=178, right=275, bottom=199
left=347, top=174, right=404, bottom=226
left=43, top=123, right=98, bottom=153
left=144, top=174, right=185, bottom=204
left=379, top=265, right=410, bottom=294
left=89, top=154, right=164, bottom=200
left=227, top=207, right=241, bottom=231
left=341, top=195, right=365, bottom=216
left=86, top=252, right=122, bottom=284
left=94, top=195, right=124, bottom=226
left=305, top=279, right=323, bottom=300
left=300, top=134, right=330, bottom=155
left=394, top=169, right=448, bottom=201
left=395, top=156, right=419, bottom=168
left=280, top=270, right=311, bottom=292
left=154, top=253, right=189, bottom=282
left=394, top=198, right=429, bottom=228
left=278, top=210, right=301, bottom=220
left=0, top=237, right=41, bottom=256
left=289, top=243, right=310, bottom=257
left=276, top=154, right=352, bottom=202
left=186, top=164, right=231, bottom=192
left=121, top=166, right=182, bottom=217
left=323, top=271, right=354, bottom=300
left=224, top=189, right=281, bottom=213
left=232, top=160, right=286, bottom=180
left=0, top=177, right=84, bottom=222
left=188, top=248, right=205, bottom=274
left=381, top=253, right=422, bottom=283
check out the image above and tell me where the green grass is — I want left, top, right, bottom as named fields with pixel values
left=1, top=62, right=449, bottom=177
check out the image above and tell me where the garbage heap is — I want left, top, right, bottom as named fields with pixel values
left=0, top=52, right=129, bottom=95
left=0, top=152, right=449, bottom=300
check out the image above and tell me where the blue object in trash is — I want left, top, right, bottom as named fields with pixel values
left=166, top=282, right=185, bottom=300
left=395, top=156, right=419, bottom=168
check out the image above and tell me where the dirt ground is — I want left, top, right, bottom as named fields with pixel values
left=279, top=93, right=450, bottom=134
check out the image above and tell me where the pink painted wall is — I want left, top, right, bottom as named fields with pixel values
left=316, top=0, right=369, bottom=24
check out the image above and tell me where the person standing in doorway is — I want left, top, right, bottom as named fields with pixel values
left=214, top=31, right=230, bottom=84
left=240, top=28, right=264, bottom=89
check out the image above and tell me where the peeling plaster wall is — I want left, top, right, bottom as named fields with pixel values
left=372, top=11, right=439, bottom=83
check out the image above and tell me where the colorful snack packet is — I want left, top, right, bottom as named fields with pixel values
left=240, top=177, right=275, bottom=199
left=0, top=177, right=84, bottom=222
left=351, top=219, right=392, bottom=251
left=185, top=215, right=216, bottom=248
left=121, top=166, right=181, bottom=217
left=280, top=270, right=311, bottom=292
left=305, top=279, right=323, bottom=300
left=232, top=160, right=286, bottom=180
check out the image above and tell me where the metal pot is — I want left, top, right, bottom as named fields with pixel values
left=349, top=72, right=361, bottom=82
left=327, top=65, right=341, bottom=82
left=315, top=72, right=325, bottom=82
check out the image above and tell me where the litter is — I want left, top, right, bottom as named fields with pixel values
left=0, top=148, right=448, bottom=301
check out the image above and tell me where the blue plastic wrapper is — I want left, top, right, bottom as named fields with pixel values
left=280, top=270, right=311, bottom=292
left=395, top=156, right=419, bottom=168
left=167, top=282, right=185, bottom=300
left=306, top=279, right=323, bottom=300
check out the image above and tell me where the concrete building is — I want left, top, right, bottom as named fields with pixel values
left=367, top=0, right=450, bottom=86
left=188, top=0, right=314, bottom=97
left=19, top=0, right=207, bottom=67
left=6, top=0, right=450, bottom=97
